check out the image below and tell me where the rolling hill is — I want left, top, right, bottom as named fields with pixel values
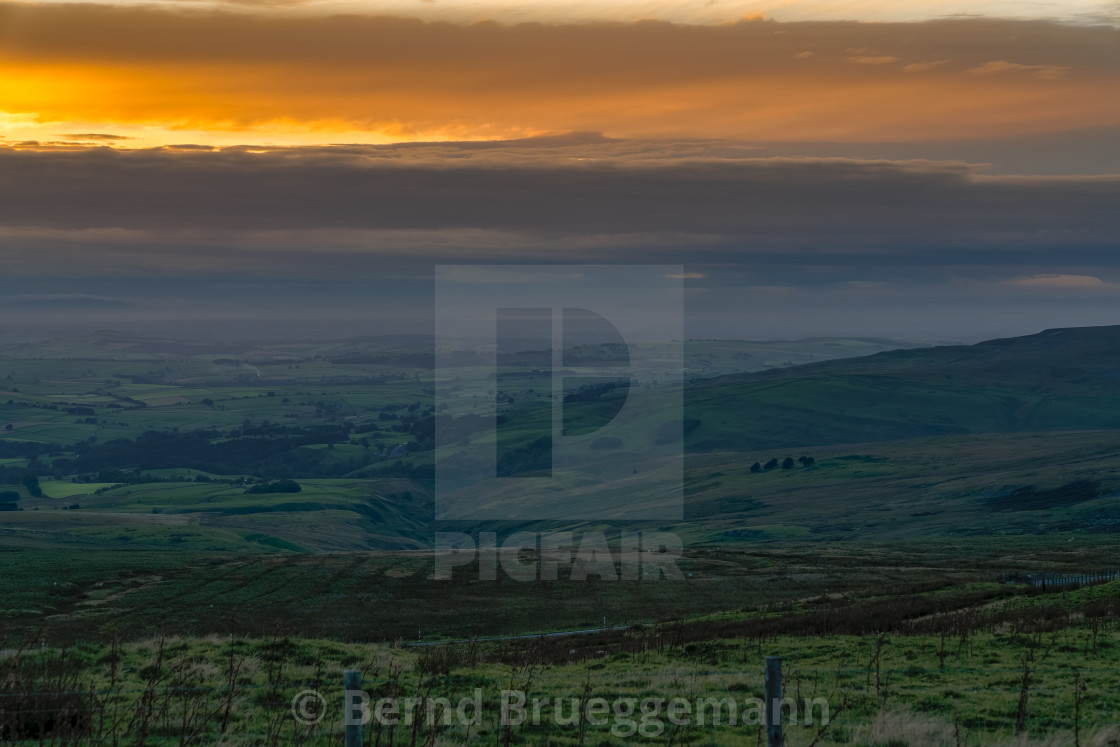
left=683, top=325, right=1120, bottom=452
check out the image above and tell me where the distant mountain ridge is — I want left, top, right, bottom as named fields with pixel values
left=743, top=325, right=1120, bottom=381
left=683, top=325, right=1120, bottom=452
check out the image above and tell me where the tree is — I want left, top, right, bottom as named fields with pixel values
left=798, top=455, right=816, bottom=467
left=763, top=458, right=778, bottom=470
left=781, top=457, right=795, bottom=469
left=22, top=474, right=43, bottom=498
left=750, top=462, right=761, bottom=473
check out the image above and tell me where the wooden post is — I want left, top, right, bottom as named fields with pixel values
left=344, top=670, right=363, bottom=747
left=765, top=656, right=783, bottom=747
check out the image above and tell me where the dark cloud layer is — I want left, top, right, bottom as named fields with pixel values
left=1, top=146, right=1116, bottom=249
left=3, top=5, right=1113, bottom=71
left=1, top=140, right=1117, bottom=341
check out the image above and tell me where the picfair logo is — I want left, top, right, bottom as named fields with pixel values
left=434, top=266, right=684, bottom=521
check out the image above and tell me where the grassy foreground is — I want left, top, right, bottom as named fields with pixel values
left=3, top=578, right=1120, bottom=746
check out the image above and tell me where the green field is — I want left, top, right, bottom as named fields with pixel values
left=6, top=327, right=1120, bottom=743
left=3, top=577, right=1119, bottom=745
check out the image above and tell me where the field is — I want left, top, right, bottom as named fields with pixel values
left=5, top=328, right=1120, bottom=744
left=5, top=428, right=1120, bottom=560
left=4, top=577, right=1120, bottom=745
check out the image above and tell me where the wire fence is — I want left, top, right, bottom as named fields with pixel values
left=3, top=653, right=1119, bottom=746
left=3, top=581, right=1120, bottom=746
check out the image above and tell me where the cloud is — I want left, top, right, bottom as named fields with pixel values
left=0, top=142, right=1115, bottom=343
left=60, top=133, right=133, bottom=141
left=0, top=143, right=1117, bottom=263
left=903, top=60, right=948, bottom=73
left=846, top=55, right=899, bottom=65
left=966, top=60, right=1072, bottom=80
left=0, top=6, right=1116, bottom=144
left=1005, top=274, right=1115, bottom=290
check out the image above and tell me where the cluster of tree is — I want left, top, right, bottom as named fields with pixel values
left=46, top=425, right=353, bottom=480
left=0, top=475, right=42, bottom=505
left=22, top=474, right=42, bottom=497
left=2, top=404, right=447, bottom=484
left=5, top=400, right=58, bottom=411
left=244, top=479, right=302, bottom=495
left=496, top=435, right=552, bottom=477
left=750, top=455, right=816, bottom=472
left=377, top=404, right=435, bottom=435
left=232, top=419, right=350, bottom=439
left=0, top=439, right=53, bottom=460
left=0, top=466, right=38, bottom=489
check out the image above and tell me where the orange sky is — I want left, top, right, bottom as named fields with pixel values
left=1, top=3, right=1118, bottom=148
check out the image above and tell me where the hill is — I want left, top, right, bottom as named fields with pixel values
left=7, top=325, right=1120, bottom=551
left=683, top=325, right=1120, bottom=452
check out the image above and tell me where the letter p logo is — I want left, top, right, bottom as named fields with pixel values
left=435, top=266, right=684, bottom=521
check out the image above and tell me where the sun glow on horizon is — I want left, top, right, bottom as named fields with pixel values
left=0, top=112, right=534, bottom=150
left=1, top=1, right=1117, bottom=150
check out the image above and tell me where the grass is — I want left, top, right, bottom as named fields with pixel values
left=0, top=334, right=927, bottom=452
left=3, top=578, right=1120, bottom=745
left=3, top=426, right=1120, bottom=576
left=38, top=481, right=120, bottom=499
left=7, top=330, right=1120, bottom=743
left=1, top=534, right=1117, bottom=646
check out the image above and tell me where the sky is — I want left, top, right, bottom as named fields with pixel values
left=1, top=1, right=1119, bottom=341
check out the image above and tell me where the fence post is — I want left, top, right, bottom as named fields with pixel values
left=765, top=656, right=783, bottom=747
left=344, top=670, right=363, bottom=747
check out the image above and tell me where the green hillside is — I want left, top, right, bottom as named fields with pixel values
left=7, top=326, right=1120, bottom=554
left=683, top=326, right=1120, bottom=452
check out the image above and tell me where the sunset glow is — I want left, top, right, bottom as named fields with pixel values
left=2, top=2, right=1117, bottom=149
